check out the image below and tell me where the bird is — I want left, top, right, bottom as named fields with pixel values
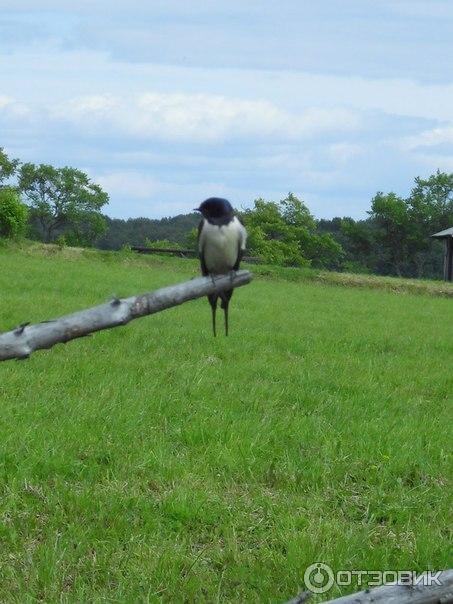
left=195, top=197, right=247, bottom=336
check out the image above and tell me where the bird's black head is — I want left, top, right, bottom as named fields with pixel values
left=195, top=197, right=234, bottom=222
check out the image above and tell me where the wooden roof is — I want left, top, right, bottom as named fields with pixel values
left=431, top=227, right=453, bottom=238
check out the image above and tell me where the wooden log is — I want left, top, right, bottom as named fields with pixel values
left=0, top=270, right=252, bottom=362
left=131, top=246, right=197, bottom=256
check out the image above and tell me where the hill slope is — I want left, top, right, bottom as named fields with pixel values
left=0, top=245, right=451, bottom=602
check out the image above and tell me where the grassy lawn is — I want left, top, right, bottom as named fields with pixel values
left=0, top=243, right=452, bottom=602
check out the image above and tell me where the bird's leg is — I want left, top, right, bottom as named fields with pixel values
left=219, top=290, right=232, bottom=336
left=211, top=305, right=217, bottom=337
left=228, top=269, right=236, bottom=284
left=210, top=273, right=216, bottom=287
left=223, top=301, right=229, bottom=336
left=208, top=294, right=217, bottom=337
left=219, top=296, right=230, bottom=336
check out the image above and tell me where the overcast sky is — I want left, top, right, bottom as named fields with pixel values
left=1, top=1, right=453, bottom=219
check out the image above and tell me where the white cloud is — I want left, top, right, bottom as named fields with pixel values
left=385, top=0, right=453, bottom=19
left=96, top=171, right=159, bottom=201
left=1, top=24, right=451, bottom=220
left=0, top=95, right=12, bottom=109
left=0, top=95, right=29, bottom=117
left=410, top=153, right=453, bottom=173
left=327, top=142, right=363, bottom=164
left=50, top=93, right=360, bottom=143
left=402, top=125, right=453, bottom=150
left=92, top=169, right=253, bottom=217
left=2, top=43, right=453, bottom=121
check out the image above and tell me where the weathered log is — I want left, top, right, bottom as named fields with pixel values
left=0, top=270, right=252, bottom=362
left=131, top=246, right=197, bottom=256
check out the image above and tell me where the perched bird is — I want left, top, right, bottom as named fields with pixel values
left=195, top=197, right=247, bottom=336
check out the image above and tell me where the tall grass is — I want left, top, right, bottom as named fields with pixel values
left=0, top=244, right=451, bottom=602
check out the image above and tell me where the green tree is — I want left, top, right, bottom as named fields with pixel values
left=242, top=197, right=308, bottom=266
left=368, top=172, right=453, bottom=277
left=305, top=232, right=345, bottom=270
left=186, top=227, right=198, bottom=250
left=242, top=193, right=344, bottom=268
left=96, top=214, right=200, bottom=250
left=65, top=212, right=109, bottom=247
left=406, top=171, right=453, bottom=276
left=280, top=192, right=315, bottom=230
left=369, top=191, right=411, bottom=275
left=19, top=163, right=109, bottom=244
left=0, top=188, right=28, bottom=239
left=407, top=171, right=453, bottom=244
left=0, top=148, right=20, bottom=185
left=339, top=218, right=376, bottom=273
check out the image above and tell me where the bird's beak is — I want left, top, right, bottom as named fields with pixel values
left=193, top=207, right=201, bottom=212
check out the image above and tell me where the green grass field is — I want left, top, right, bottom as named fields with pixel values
left=0, top=243, right=452, bottom=602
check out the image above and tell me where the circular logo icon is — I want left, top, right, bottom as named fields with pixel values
left=304, top=562, right=335, bottom=594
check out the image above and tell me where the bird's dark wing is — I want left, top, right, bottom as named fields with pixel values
left=233, top=244, right=243, bottom=271
left=233, top=216, right=246, bottom=271
left=197, top=220, right=209, bottom=276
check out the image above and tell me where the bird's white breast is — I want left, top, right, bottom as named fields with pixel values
left=199, top=216, right=247, bottom=274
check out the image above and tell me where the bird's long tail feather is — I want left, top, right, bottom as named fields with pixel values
left=220, top=290, right=232, bottom=336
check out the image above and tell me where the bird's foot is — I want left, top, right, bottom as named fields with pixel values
left=228, top=270, right=236, bottom=283
left=210, top=274, right=216, bottom=287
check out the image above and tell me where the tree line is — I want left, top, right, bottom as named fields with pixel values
left=1, top=147, right=452, bottom=279
left=0, top=148, right=109, bottom=246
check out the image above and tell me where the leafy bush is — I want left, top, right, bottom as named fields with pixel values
left=242, top=193, right=344, bottom=268
left=246, top=224, right=309, bottom=267
left=0, top=188, right=28, bottom=239
left=186, top=227, right=198, bottom=250
left=116, top=244, right=134, bottom=260
left=55, top=234, right=67, bottom=249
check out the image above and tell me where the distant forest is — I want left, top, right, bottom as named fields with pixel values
left=95, top=171, right=452, bottom=281
left=97, top=212, right=445, bottom=279
left=1, top=148, right=451, bottom=281
left=97, top=214, right=199, bottom=250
